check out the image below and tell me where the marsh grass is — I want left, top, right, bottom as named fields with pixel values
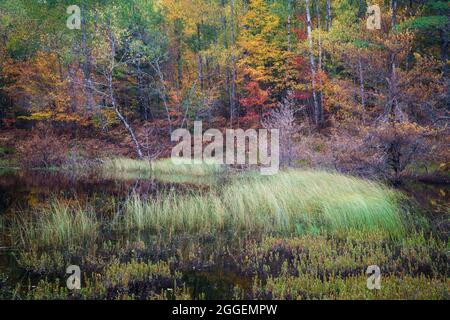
left=119, top=170, right=409, bottom=237
left=13, top=200, right=99, bottom=249
left=101, top=158, right=226, bottom=186
left=239, top=233, right=449, bottom=279
left=247, top=274, right=450, bottom=299
left=11, top=169, right=411, bottom=253
left=10, top=231, right=449, bottom=300
left=103, top=158, right=224, bottom=177
left=3, top=159, right=447, bottom=300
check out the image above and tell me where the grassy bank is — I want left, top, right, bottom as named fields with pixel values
left=120, top=170, right=408, bottom=237
left=100, top=158, right=226, bottom=185
left=12, top=169, right=410, bottom=248
left=102, top=158, right=224, bottom=176
left=12, top=201, right=100, bottom=249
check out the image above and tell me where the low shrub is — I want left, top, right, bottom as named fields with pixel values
left=17, top=124, right=69, bottom=168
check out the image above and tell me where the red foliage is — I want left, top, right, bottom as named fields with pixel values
left=17, top=124, right=69, bottom=168
left=239, top=110, right=261, bottom=128
left=239, top=81, right=269, bottom=109
left=290, top=55, right=311, bottom=101
left=293, top=15, right=307, bottom=41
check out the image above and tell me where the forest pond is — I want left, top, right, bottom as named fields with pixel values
left=0, top=169, right=448, bottom=299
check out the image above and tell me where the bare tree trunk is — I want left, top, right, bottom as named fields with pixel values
left=198, top=54, right=204, bottom=91
left=358, top=56, right=366, bottom=120
left=151, top=60, right=173, bottom=136
left=106, top=28, right=144, bottom=159
left=114, top=104, right=144, bottom=159
left=68, top=63, right=78, bottom=114
left=392, top=62, right=400, bottom=118
left=174, top=21, right=183, bottom=89
left=385, top=0, right=399, bottom=121
left=177, top=48, right=183, bottom=89
left=287, top=0, right=293, bottom=51
left=305, top=0, right=323, bottom=128
left=326, top=0, right=332, bottom=31
left=80, top=1, right=94, bottom=110
left=108, top=73, right=143, bottom=159
left=385, top=59, right=401, bottom=121
left=440, top=27, right=449, bottom=79
left=205, top=55, right=210, bottom=88
left=315, top=0, right=322, bottom=69
left=197, top=24, right=204, bottom=92
left=230, top=0, right=237, bottom=125
left=390, top=0, right=397, bottom=28
left=221, top=0, right=232, bottom=120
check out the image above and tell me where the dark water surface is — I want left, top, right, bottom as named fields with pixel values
left=0, top=169, right=244, bottom=298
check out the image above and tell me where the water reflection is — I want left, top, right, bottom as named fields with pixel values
left=0, top=169, right=210, bottom=214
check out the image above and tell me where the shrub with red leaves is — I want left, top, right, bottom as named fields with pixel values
left=18, top=124, right=69, bottom=168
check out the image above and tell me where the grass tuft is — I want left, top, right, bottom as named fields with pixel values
left=103, top=158, right=224, bottom=177
left=118, top=170, right=408, bottom=237
left=13, top=200, right=99, bottom=249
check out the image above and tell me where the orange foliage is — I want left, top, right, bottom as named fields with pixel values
left=3, top=52, right=88, bottom=125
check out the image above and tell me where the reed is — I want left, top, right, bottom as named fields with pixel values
left=119, top=170, right=408, bottom=237
left=102, top=158, right=224, bottom=177
left=13, top=200, right=99, bottom=249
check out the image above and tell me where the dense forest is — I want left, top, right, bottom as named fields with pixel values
left=0, top=0, right=448, bottom=181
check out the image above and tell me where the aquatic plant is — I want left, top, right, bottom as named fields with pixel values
left=8, top=168, right=445, bottom=300
left=103, top=158, right=224, bottom=177
left=119, top=170, right=408, bottom=237
left=249, top=273, right=449, bottom=300
left=13, top=200, right=99, bottom=249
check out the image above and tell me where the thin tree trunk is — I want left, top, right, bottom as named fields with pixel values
left=326, top=0, right=332, bottom=31
left=315, top=0, right=322, bottom=69
left=384, top=0, right=399, bottom=120
left=287, top=0, right=293, bottom=51
left=230, top=0, right=237, bottom=125
left=114, top=106, right=144, bottom=159
left=68, top=63, right=78, bottom=113
left=175, top=21, right=183, bottom=89
left=80, top=1, right=94, bottom=110
left=385, top=59, right=401, bottom=120
left=106, top=27, right=144, bottom=159
left=392, top=61, right=400, bottom=118
left=440, top=27, right=449, bottom=79
left=108, top=73, right=143, bottom=159
left=305, top=0, right=323, bottom=127
left=205, top=55, right=211, bottom=88
left=358, top=56, right=366, bottom=120
left=221, top=0, right=232, bottom=119
left=197, top=24, right=204, bottom=91
left=390, top=0, right=397, bottom=28
left=198, top=53, right=203, bottom=91
left=152, top=60, right=173, bottom=136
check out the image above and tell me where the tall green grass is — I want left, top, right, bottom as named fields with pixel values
left=103, top=158, right=224, bottom=177
left=119, top=170, right=408, bottom=237
left=12, top=170, right=410, bottom=250
left=13, top=201, right=99, bottom=249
